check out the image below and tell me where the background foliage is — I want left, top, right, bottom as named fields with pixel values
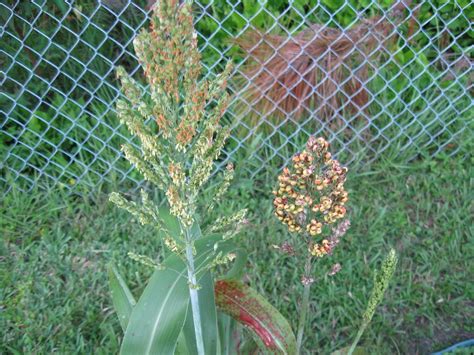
left=1, top=0, right=472, bottom=191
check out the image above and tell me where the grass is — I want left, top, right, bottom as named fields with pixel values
left=2, top=141, right=473, bottom=354
left=243, top=155, right=473, bottom=354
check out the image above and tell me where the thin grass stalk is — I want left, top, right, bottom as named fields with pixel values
left=347, top=326, right=366, bottom=355
left=347, top=249, right=398, bottom=355
left=296, top=254, right=313, bottom=354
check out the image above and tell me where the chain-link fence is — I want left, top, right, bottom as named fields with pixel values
left=1, top=0, right=472, bottom=193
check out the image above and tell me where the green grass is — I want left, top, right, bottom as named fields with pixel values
left=241, top=156, right=473, bottom=354
left=2, top=142, right=473, bottom=354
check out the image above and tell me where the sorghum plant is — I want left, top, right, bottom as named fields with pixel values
left=108, top=0, right=246, bottom=353
left=273, top=137, right=397, bottom=354
left=108, top=1, right=299, bottom=354
left=107, top=1, right=396, bottom=352
left=273, top=136, right=349, bottom=352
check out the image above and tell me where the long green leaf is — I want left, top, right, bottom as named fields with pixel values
left=218, top=313, right=238, bottom=355
left=215, top=280, right=297, bottom=355
left=120, top=255, right=191, bottom=355
left=157, top=207, right=201, bottom=241
left=121, top=235, right=236, bottom=355
left=108, top=264, right=136, bottom=331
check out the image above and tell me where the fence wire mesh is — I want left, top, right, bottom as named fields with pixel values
left=1, top=0, right=472, bottom=193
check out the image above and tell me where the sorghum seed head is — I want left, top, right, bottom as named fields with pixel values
left=273, top=137, right=348, bottom=243
left=273, top=137, right=350, bottom=259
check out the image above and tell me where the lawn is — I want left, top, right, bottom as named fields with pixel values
left=2, top=140, right=473, bottom=354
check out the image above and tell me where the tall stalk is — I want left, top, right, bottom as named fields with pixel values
left=185, top=240, right=205, bottom=355
left=296, top=254, right=313, bottom=354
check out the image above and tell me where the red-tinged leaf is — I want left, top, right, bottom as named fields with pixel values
left=215, top=280, right=296, bottom=354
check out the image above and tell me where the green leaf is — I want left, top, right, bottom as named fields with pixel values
left=157, top=207, right=181, bottom=236
left=157, top=206, right=201, bottom=244
left=322, top=0, right=343, bottom=10
left=215, top=280, right=297, bottom=355
left=223, top=248, right=248, bottom=280
left=120, top=235, right=236, bottom=355
left=108, top=264, right=136, bottom=331
left=182, top=272, right=219, bottom=355
left=175, top=332, right=189, bottom=355
left=120, top=255, right=190, bottom=355
left=218, top=313, right=238, bottom=355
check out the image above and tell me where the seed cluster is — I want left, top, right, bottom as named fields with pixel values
left=114, top=0, right=235, bottom=236
left=273, top=137, right=348, bottom=256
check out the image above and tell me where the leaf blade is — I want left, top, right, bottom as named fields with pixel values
left=108, top=264, right=136, bottom=331
left=120, top=235, right=237, bottom=355
left=215, top=280, right=297, bottom=355
left=120, top=257, right=190, bottom=355
left=223, top=248, right=248, bottom=280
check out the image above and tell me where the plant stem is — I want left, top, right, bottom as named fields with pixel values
left=185, top=241, right=205, bottom=355
left=296, top=254, right=313, bottom=354
left=347, top=325, right=366, bottom=355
